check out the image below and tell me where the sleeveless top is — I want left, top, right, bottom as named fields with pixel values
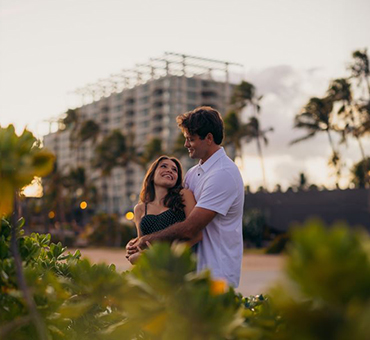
left=140, top=204, right=186, bottom=236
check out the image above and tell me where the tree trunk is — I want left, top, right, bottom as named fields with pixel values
left=326, top=130, right=340, bottom=189
left=11, top=193, right=48, bottom=340
left=256, top=137, right=267, bottom=189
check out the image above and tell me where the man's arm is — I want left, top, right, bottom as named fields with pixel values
left=128, top=207, right=216, bottom=252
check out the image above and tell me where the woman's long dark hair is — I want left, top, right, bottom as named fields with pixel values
left=139, top=156, right=185, bottom=212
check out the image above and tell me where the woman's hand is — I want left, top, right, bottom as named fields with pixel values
left=127, top=252, right=141, bottom=264
left=125, top=237, right=139, bottom=259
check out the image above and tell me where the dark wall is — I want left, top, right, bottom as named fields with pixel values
left=244, top=189, right=370, bottom=232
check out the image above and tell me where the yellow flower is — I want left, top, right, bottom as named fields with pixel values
left=210, top=279, right=228, bottom=295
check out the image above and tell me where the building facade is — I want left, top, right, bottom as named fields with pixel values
left=43, top=53, right=242, bottom=215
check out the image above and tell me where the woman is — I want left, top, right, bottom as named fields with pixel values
left=127, top=155, right=201, bottom=264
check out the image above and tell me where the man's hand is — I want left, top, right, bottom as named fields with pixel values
left=126, top=235, right=151, bottom=256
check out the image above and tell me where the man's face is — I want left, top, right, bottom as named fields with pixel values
left=183, top=131, right=208, bottom=160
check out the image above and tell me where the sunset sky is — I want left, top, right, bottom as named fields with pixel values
left=1, top=0, right=369, bottom=190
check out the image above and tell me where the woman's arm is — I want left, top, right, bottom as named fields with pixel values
left=181, top=189, right=202, bottom=246
left=133, top=203, right=144, bottom=238
left=126, top=204, right=144, bottom=264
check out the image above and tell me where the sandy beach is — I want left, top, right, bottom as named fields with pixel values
left=69, top=247, right=285, bottom=296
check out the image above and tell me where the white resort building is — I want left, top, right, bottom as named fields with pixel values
left=43, top=52, right=243, bottom=215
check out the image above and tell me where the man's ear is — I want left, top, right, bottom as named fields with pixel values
left=206, top=133, right=214, bottom=145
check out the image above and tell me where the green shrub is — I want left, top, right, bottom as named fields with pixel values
left=243, top=209, right=267, bottom=247
left=265, top=233, right=289, bottom=254
left=87, top=213, right=136, bottom=247
left=267, top=219, right=370, bottom=340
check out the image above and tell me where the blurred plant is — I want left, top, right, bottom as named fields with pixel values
left=351, top=157, right=370, bottom=188
left=78, top=119, right=100, bottom=144
left=243, top=209, right=267, bottom=248
left=172, top=132, right=189, bottom=158
left=93, top=130, right=130, bottom=176
left=268, top=219, right=370, bottom=340
left=87, top=213, right=136, bottom=247
left=137, top=137, right=164, bottom=170
left=0, top=125, right=55, bottom=216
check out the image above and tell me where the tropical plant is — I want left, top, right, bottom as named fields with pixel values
left=268, top=219, right=370, bottom=340
left=224, top=110, right=249, bottom=161
left=87, top=213, right=135, bottom=247
left=0, top=125, right=55, bottom=340
left=231, top=81, right=262, bottom=115
left=244, top=116, right=273, bottom=189
left=93, top=129, right=129, bottom=176
left=291, top=97, right=335, bottom=147
left=78, top=119, right=100, bottom=143
left=349, top=48, right=370, bottom=96
left=172, top=132, right=188, bottom=158
left=228, top=81, right=273, bottom=187
left=327, top=78, right=368, bottom=163
left=350, top=157, right=370, bottom=188
left=138, top=137, right=164, bottom=169
left=291, top=97, right=342, bottom=187
left=0, top=125, right=55, bottom=217
left=41, top=162, right=70, bottom=224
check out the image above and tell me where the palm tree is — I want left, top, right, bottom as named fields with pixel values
left=231, top=81, right=262, bottom=115
left=223, top=110, right=249, bottom=161
left=327, top=78, right=367, bottom=158
left=291, top=96, right=341, bottom=188
left=62, top=108, right=79, bottom=129
left=350, top=157, right=370, bottom=188
left=137, top=137, right=164, bottom=170
left=349, top=49, right=370, bottom=96
left=172, top=132, right=189, bottom=159
left=41, top=163, right=70, bottom=226
left=65, top=166, right=99, bottom=225
left=93, top=130, right=130, bottom=176
left=327, top=78, right=369, bottom=187
left=291, top=97, right=335, bottom=147
left=78, top=119, right=100, bottom=143
left=244, top=116, right=273, bottom=189
left=357, top=100, right=370, bottom=136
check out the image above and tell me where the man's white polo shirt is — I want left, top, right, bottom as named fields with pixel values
left=184, top=147, right=244, bottom=287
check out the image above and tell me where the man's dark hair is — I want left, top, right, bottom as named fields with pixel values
left=176, top=106, right=224, bottom=145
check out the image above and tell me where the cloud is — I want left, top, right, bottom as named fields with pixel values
left=239, top=64, right=367, bottom=189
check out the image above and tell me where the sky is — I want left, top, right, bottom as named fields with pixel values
left=1, top=0, right=370, bottom=191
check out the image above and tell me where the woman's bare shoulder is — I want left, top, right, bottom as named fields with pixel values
left=180, top=188, right=195, bottom=202
left=180, top=188, right=194, bottom=197
left=134, top=203, right=145, bottom=215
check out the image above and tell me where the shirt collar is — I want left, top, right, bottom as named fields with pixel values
left=198, top=147, right=225, bottom=173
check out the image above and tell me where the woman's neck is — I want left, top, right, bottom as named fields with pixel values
left=152, top=186, right=168, bottom=206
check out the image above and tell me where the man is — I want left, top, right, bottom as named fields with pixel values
left=127, top=106, right=244, bottom=287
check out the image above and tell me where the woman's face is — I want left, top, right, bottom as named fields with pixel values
left=153, top=159, right=179, bottom=188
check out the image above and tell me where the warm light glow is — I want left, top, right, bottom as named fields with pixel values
left=125, top=211, right=134, bottom=220
left=48, top=211, right=55, bottom=219
left=80, top=201, right=88, bottom=210
left=22, top=177, right=43, bottom=197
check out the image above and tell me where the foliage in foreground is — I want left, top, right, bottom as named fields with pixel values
left=2, top=218, right=370, bottom=339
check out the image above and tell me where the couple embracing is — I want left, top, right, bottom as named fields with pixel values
left=126, top=106, right=244, bottom=288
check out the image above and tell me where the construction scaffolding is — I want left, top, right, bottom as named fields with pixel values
left=69, top=52, right=244, bottom=106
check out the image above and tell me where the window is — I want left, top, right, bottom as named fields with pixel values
left=187, top=91, right=197, bottom=100
left=187, top=78, right=197, bottom=88
left=140, top=108, right=149, bottom=116
left=140, top=120, right=149, bottom=128
left=114, top=105, right=123, bottom=112
left=139, top=96, right=149, bottom=104
left=126, top=98, right=135, bottom=105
